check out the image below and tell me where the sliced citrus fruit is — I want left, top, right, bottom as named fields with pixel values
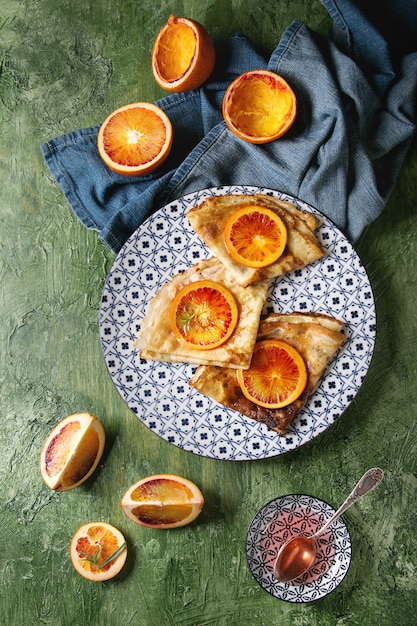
left=169, top=280, right=239, bottom=350
left=237, top=340, right=307, bottom=408
left=70, top=522, right=127, bottom=581
left=224, top=205, right=288, bottom=267
left=121, top=474, right=204, bottom=529
left=97, top=102, right=173, bottom=176
left=40, top=413, right=105, bottom=492
left=222, top=69, right=297, bottom=144
left=152, top=14, right=216, bottom=92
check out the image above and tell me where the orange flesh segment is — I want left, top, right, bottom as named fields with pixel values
left=224, top=206, right=287, bottom=267
left=75, top=525, right=120, bottom=575
left=170, top=280, right=238, bottom=349
left=228, top=74, right=293, bottom=137
left=130, top=478, right=195, bottom=502
left=129, top=477, right=196, bottom=525
left=45, top=420, right=81, bottom=477
left=238, top=340, right=307, bottom=408
left=102, top=108, right=168, bottom=166
left=130, top=504, right=193, bottom=526
left=156, top=22, right=196, bottom=81
left=61, top=427, right=100, bottom=488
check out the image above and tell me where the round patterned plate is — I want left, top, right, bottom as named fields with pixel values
left=99, top=185, right=376, bottom=460
left=246, top=494, right=352, bottom=602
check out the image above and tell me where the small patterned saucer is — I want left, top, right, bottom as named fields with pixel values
left=246, top=494, right=352, bottom=602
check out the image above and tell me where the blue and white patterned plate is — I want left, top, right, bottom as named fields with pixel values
left=246, top=494, right=352, bottom=602
left=99, top=186, right=376, bottom=460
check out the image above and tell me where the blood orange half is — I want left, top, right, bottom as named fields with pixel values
left=152, top=15, right=216, bottom=92
left=97, top=102, right=172, bottom=176
left=223, top=70, right=297, bottom=144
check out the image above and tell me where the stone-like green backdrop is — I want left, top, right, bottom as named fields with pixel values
left=1, top=1, right=416, bottom=624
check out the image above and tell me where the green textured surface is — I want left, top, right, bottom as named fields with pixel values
left=1, top=1, right=416, bottom=625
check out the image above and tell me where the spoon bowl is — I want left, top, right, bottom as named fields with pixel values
left=246, top=493, right=353, bottom=601
left=274, top=535, right=317, bottom=583
left=273, top=468, right=384, bottom=583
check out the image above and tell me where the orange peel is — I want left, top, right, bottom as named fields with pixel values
left=223, top=70, right=296, bottom=144
left=152, top=14, right=216, bottom=92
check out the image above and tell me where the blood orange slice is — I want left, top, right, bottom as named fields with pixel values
left=152, top=15, right=216, bottom=92
left=169, top=280, right=238, bottom=349
left=40, top=413, right=105, bottom=492
left=121, top=474, right=204, bottom=529
left=70, top=522, right=127, bottom=581
left=97, top=102, right=172, bottom=176
left=237, top=340, right=307, bottom=408
left=223, top=70, right=296, bottom=144
left=224, top=205, right=287, bottom=267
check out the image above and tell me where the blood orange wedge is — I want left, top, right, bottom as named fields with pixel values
left=40, top=413, right=105, bottom=492
left=169, top=280, right=238, bottom=349
left=224, top=205, right=287, bottom=267
left=70, top=522, right=127, bottom=581
left=152, top=14, right=216, bottom=92
left=121, top=474, right=204, bottom=529
left=237, top=340, right=307, bottom=408
left=97, top=102, right=173, bottom=176
left=223, top=69, right=297, bottom=144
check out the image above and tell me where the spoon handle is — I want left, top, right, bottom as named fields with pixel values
left=314, top=468, right=384, bottom=538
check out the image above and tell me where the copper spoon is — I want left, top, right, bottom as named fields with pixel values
left=273, top=468, right=384, bottom=583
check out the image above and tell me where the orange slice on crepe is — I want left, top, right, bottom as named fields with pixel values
left=237, top=339, right=307, bottom=408
left=224, top=205, right=287, bottom=267
left=169, top=279, right=239, bottom=350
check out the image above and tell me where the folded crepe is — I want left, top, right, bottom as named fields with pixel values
left=135, top=256, right=270, bottom=369
left=189, top=312, right=345, bottom=435
left=187, top=194, right=324, bottom=287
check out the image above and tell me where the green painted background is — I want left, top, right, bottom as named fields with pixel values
left=1, top=1, right=416, bottom=624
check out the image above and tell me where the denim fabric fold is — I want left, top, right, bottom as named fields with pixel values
left=41, top=0, right=417, bottom=253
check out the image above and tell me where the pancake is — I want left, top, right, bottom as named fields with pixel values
left=187, top=194, right=325, bottom=287
left=135, top=256, right=270, bottom=369
left=189, top=312, right=345, bottom=435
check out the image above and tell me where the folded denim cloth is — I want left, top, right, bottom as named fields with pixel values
left=41, top=0, right=417, bottom=253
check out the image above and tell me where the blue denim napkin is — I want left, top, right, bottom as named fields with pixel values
left=41, top=0, right=417, bottom=253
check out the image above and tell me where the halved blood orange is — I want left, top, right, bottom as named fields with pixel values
left=70, top=522, right=127, bottom=581
left=237, top=340, right=307, bottom=408
left=97, top=102, right=173, bottom=176
left=152, top=14, right=216, bottom=92
left=223, top=70, right=297, bottom=144
left=169, top=280, right=238, bottom=349
left=121, top=474, right=204, bottom=529
left=40, top=413, right=105, bottom=492
left=224, top=205, right=287, bottom=267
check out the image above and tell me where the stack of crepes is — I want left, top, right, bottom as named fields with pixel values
left=135, top=193, right=346, bottom=435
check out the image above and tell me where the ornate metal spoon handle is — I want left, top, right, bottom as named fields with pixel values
left=313, top=468, right=384, bottom=538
